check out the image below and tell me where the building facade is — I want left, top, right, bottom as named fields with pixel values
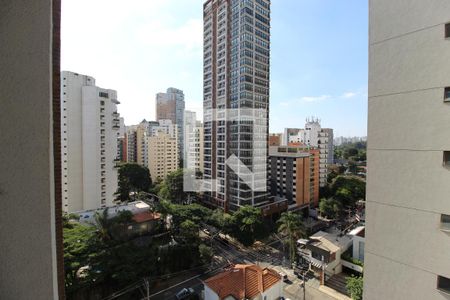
left=147, top=131, right=179, bottom=180
left=365, top=1, right=450, bottom=299
left=202, top=0, right=271, bottom=212
left=286, top=119, right=334, bottom=187
left=269, top=133, right=282, bottom=146
left=61, top=71, right=120, bottom=212
left=156, top=87, right=185, bottom=160
left=185, top=111, right=204, bottom=174
left=125, top=125, right=138, bottom=163
left=269, top=146, right=319, bottom=210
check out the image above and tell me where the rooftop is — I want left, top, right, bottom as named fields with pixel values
left=132, top=211, right=161, bottom=223
left=204, top=264, right=281, bottom=299
left=308, top=230, right=353, bottom=253
left=269, top=146, right=310, bottom=158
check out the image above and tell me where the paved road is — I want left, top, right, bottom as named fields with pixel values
left=145, top=234, right=342, bottom=300
left=149, top=277, right=203, bottom=300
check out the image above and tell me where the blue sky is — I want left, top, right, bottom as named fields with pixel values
left=62, top=0, right=368, bottom=137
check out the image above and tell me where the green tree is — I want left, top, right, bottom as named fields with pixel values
left=330, top=176, right=365, bottom=207
left=230, top=206, right=265, bottom=246
left=63, top=222, right=98, bottom=293
left=198, top=244, right=213, bottom=265
left=178, top=219, right=200, bottom=244
left=116, top=163, right=152, bottom=201
left=319, top=198, right=342, bottom=219
left=277, top=212, right=305, bottom=264
left=94, top=209, right=113, bottom=242
left=158, top=169, right=186, bottom=203
left=346, top=276, right=363, bottom=300
left=344, top=148, right=359, bottom=159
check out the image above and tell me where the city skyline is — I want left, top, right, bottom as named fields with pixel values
left=61, top=0, right=368, bottom=137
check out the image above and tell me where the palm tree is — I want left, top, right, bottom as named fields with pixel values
left=277, top=212, right=306, bottom=265
left=94, top=208, right=113, bottom=242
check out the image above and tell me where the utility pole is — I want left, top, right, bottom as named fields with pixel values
left=302, top=270, right=306, bottom=300
left=143, top=278, right=150, bottom=300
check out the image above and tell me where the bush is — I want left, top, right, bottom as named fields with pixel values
left=341, top=252, right=364, bottom=267
left=346, top=276, right=363, bottom=300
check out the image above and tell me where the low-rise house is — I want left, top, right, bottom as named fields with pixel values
left=203, top=264, right=283, bottom=300
left=339, top=226, right=365, bottom=274
left=75, top=201, right=151, bottom=224
left=298, top=230, right=352, bottom=284
left=348, top=226, right=365, bottom=263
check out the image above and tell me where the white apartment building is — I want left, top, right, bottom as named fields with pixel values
left=61, top=71, right=120, bottom=212
left=365, top=1, right=450, bottom=299
left=185, top=111, right=204, bottom=174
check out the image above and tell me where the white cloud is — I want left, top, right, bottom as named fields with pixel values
left=61, top=0, right=204, bottom=125
left=300, top=95, right=331, bottom=102
left=341, top=92, right=357, bottom=98
left=135, top=18, right=203, bottom=52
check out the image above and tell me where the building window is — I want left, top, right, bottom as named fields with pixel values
left=437, top=276, right=450, bottom=294
left=445, top=87, right=450, bottom=102
left=440, top=214, right=450, bottom=231
left=444, top=152, right=450, bottom=167
left=99, top=92, right=109, bottom=98
left=446, top=23, right=450, bottom=38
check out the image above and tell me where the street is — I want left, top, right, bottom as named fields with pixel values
left=143, top=233, right=346, bottom=300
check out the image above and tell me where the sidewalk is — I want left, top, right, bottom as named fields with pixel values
left=319, top=285, right=352, bottom=300
left=268, top=264, right=351, bottom=300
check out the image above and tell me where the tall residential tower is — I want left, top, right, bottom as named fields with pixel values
left=365, top=1, right=450, bottom=299
left=156, top=87, right=185, bottom=160
left=202, top=0, right=271, bottom=211
left=61, top=71, right=120, bottom=212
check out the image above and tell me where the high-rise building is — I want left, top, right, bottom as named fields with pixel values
left=125, top=125, right=138, bottom=163
left=147, top=131, right=179, bottom=180
left=185, top=111, right=204, bottom=174
left=156, top=87, right=185, bottom=160
left=269, top=146, right=319, bottom=211
left=286, top=119, right=334, bottom=187
left=202, top=0, right=271, bottom=212
left=61, top=71, right=120, bottom=212
left=365, top=2, right=450, bottom=299
left=117, top=117, right=127, bottom=162
left=136, top=119, right=150, bottom=167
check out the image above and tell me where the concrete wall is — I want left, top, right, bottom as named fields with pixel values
left=0, top=0, right=60, bottom=298
left=204, top=285, right=220, bottom=300
left=260, top=281, right=283, bottom=300
left=366, top=0, right=450, bottom=299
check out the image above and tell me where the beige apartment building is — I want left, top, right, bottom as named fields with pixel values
left=365, top=1, right=450, bottom=299
left=147, top=131, right=179, bottom=181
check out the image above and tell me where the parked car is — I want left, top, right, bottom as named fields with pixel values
left=278, top=271, right=288, bottom=282
left=175, top=288, right=195, bottom=300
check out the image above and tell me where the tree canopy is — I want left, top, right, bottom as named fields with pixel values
left=277, top=212, right=305, bottom=264
left=116, top=163, right=152, bottom=201
left=157, top=169, right=187, bottom=203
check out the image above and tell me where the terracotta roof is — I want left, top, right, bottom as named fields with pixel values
left=132, top=211, right=161, bottom=223
left=204, top=264, right=281, bottom=299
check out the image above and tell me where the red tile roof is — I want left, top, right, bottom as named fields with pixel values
left=132, top=211, right=161, bottom=223
left=204, top=264, right=281, bottom=299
